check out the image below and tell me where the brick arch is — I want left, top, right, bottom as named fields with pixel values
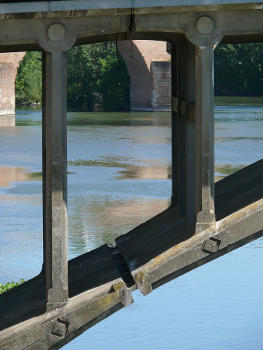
left=117, top=40, right=171, bottom=110
left=0, top=52, right=25, bottom=126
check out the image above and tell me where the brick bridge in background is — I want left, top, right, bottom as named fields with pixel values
left=0, top=52, right=25, bottom=126
left=0, top=40, right=170, bottom=126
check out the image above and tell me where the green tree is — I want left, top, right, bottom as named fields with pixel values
left=215, top=43, right=263, bottom=96
left=15, top=51, right=42, bottom=105
left=67, top=42, right=130, bottom=111
left=15, top=43, right=262, bottom=107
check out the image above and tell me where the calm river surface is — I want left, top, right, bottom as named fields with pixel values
left=0, top=97, right=262, bottom=349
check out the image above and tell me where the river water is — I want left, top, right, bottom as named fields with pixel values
left=0, top=97, right=262, bottom=349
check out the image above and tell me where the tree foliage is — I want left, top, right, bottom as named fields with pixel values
left=67, top=42, right=130, bottom=111
left=15, top=51, right=42, bottom=105
left=15, top=43, right=262, bottom=109
left=0, top=279, right=25, bottom=294
left=214, top=43, right=263, bottom=96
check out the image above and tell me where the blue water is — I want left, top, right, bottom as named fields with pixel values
left=0, top=101, right=262, bottom=349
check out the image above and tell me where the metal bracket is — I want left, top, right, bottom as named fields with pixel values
left=51, top=318, right=69, bottom=338
left=202, top=237, right=221, bottom=254
left=172, top=97, right=179, bottom=113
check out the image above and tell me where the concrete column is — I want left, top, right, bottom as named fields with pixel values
left=171, top=44, right=182, bottom=213
left=195, top=46, right=215, bottom=232
left=42, top=50, right=68, bottom=310
left=171, top=40, right=196, bottom=221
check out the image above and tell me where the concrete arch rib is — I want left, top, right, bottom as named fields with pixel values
left=117, top=40, right=171, bottom=111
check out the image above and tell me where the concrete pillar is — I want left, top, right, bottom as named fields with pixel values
left=195, top=46, right=216, bottom=232
left=118, top=40, right=171, bottom=110
left=0, top=52, right=25, bottom=126
left=171, top=40, right=196, bottom=221
left=42, top=50, right=68, bottom=310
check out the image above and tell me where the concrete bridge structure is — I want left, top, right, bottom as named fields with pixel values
left=0, top=1, right=262, bottom=349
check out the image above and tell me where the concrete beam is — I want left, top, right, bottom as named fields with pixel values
left=0, top=280, right=133, bottom=350
left=0, top=9, right=262, bottom=52
left=133, top=198, right=263, bottom=295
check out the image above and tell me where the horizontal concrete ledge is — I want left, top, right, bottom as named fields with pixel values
left=0, top=114, right=15, bottom=127
left=0, top=0, right=261, bottom=15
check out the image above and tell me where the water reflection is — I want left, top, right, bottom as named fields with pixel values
left=68, top=156, right=170, bottom=180
left=0, top=100, right=262, bottom=283
left=67, top=111, right=171, bottom=127
left=69, top=195, right=169, bottom=255
left=0, top=167, right=28, bottom=188
left=0, top=98, right=262, bottom=349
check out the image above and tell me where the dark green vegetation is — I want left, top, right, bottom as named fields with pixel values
left=67, top=42, right=130, bottom=111
left=214, top=43, right=263, bottom=96
left=0, top=279, right=25, bottom=294
left=15, top=42, right=262, bottom=110
left=15, top=42, right=130, bottom=111
left=15, top=51, right=42, bottom=105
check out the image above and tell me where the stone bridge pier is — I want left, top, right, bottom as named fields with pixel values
left=0, top=52, right=25, bottom=126
left=118, top=40, right=171, bottom=110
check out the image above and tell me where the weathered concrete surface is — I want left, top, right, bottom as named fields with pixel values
left=1, top=159, right=262, bottom=345
left=133, top=199, right=263, bottom=295
left=0, top=187, right=262, bottom=349
left=0, top=52, right=25, bottom=126
left=0, top=279, right=133, bottom=350
left=118, top=40, right=171, bottom=110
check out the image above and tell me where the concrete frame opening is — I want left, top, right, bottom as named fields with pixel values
left=66, top=40, right=172, bottom=260
left=0, top=51, right=43, bottom=285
